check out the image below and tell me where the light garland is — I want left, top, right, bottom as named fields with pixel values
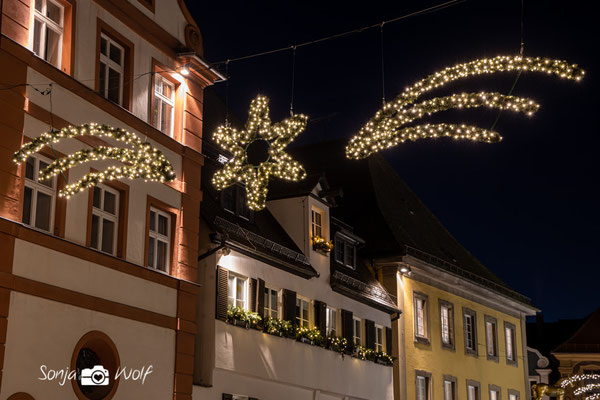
left=13, top=123, right=176, bottom=198
left=212, top=95, right=308, bottom=211
left=574, top=384, right=600, bottom=396
left=346, top=55, right=585, bottom=159
left=560, top=373, right=600, bottom=400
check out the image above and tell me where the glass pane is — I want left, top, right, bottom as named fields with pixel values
left=35, top=191, right=52, bottom=231
left=109, top=43, right=122, bottom=65
left=270, top=290, right=277, bottom=312
left=35, top=0, right=42, bottom=12
left=158, top=214, right=168, bottom=235
left=302, top=300, right=309, bottom=317
left=161, top=102, right=173, bottom=135
left=296, top=298, right=300, bottom=318
left=33, top=19, right=42, bottom=56
left=103, top=190, right=116, bottom=214
left=149, top=211, right=156, bottom=231
left=23, top=186, right=32, bottom=225
left=147, top=237, right=154, bottom=267
left=45, top=27, right=60, bottom=66
left=107, top=68, right=121, bottom=104
left=46, top=1, right=62, bottom=25
left=157, top=240, right=167, bottom=271
left=25, top=157, right=35, bottom=180
left=162, top=81, right=173, bottom=99
left=93, top=187, right=101, bottom=208
left=38, top=160, right=53, bottom=187
left=236, top=278, right=244, bottom=301
left=263, top=288, right=269, bottom=314
left=99, top=62, right=106, bottom=96
left=101, top=219, right=114, bottom=254
left=90, top=214, right=99, bottom=249
left=153, top=98, right=160, bottom=129
left=228, top=276, right=235, bottom=303
left=100, top=37, right=107, bottom=56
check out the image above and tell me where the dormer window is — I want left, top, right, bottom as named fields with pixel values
left=221, top=185, right=252, bottom=221
left=334, top=234, right=356, bottom=269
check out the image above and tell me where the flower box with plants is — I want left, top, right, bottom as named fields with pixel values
left=354, top=345, right=377, bottom=362
left=263, top=317, right=295, bottom=338
left=374, top=351, right=394, bottom=366
left=312, top=236, right=333, bottom=254
left=295, top=326, right=323, bottom=345
left=226, top=305, right=262, bottom=329
left=327, top=336, right=349, bottom=355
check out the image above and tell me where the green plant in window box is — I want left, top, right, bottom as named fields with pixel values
left=295, top=326, right=323, bottom=345
left=374, top=351, right=395, bottom=366
left=312, top=236, right=333, bottom=253
left=263, top=317, right=295, bottom=338
left=227, top=305, right=262, bottom=329
left=327, top=336, right=349, bottom=355
left=354, top=345, right=377, bottom=361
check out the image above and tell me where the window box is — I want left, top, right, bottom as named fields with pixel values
left=226, top=306, right=262, bottom=330
left=296, top=326, right=323, bottom=346
left=312, top=235, right=333, bottom=254
left=263, top=317, right=295, bottom=338
left=326, top=336, right=348, bottom=354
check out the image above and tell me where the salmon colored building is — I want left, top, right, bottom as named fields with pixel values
left=0, top=0, right=221, bottom=398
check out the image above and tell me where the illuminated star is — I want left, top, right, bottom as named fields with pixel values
left=212, top=95, right=308, bottom=211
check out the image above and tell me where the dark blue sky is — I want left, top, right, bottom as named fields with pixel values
left=190, top=0, right=599, bottom=321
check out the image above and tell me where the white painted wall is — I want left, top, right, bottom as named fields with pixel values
left=0, top=292, right=176, bottom=400
left=127, top=0, right=190, bottom=44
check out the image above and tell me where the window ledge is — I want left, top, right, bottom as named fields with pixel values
left=414, top=336, right=430, bottom=345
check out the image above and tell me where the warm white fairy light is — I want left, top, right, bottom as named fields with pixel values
left=561, top=373, right=600, bottom=400
left=13, top=123, right=176, bottom=197
left=346, top=55, right=585, bottom=159
left=212, top=95, right=308, bottom=211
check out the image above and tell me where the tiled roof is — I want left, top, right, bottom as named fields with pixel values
left=330, top=270, right=400, bottom=314
left=553, top=307, right=600, bottom=353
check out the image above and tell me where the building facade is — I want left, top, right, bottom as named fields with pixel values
left=0, top=0, right=220, bottom=398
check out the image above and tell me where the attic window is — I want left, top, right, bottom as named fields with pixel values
left=334, top=234, right=356, bottom=269
left=221, top=185, right=252, bottom=221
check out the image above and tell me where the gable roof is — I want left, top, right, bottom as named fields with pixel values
left=553, top=307, right=600, bottom=353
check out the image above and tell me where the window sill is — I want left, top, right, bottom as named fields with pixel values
left=414, top=336, right=430, bottom=345
left=441, top=343, right=455, bottom=352
left=487, top=354, right=499, bottom=362
left=465, top=349, right=478, bottom=358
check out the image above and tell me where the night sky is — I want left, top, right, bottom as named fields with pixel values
left=189, top=1, right=599, bottom=321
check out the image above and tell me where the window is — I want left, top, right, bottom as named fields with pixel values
left=311, top=208, right=324, bottom=238
left=353, top=317, right=362, bottom=346
left=375, top=324, right=384, bottom=352
left=90, top=185, right=119, bottom=255
left=489, top=385, right=501, bottom=400
left=444, top=376, right=457, bottom=400
left=147, top=207, right=170, bottom=272
left=227, top=273, right=247, bottom=309
left=334, top=235, right=356, bottom=269
left=416, top=371, right=431, bottom=400
left=296, top=297, right=310, bottom=328
left=98, top=33, right=124, bottom=105
left=22, top=155, right=55, bottom=232
left=221, top=185, right=252, bottom=220
left=414, top=292, right=429, bottom=342
left=467, top=381, right=481, bottom=400
left=326, top=306, right=337, bottom=337
left=504, top=322, right=517, bottom=365
left=263, top=286, right=278, bottom=319
left=440, top=300, right=454, bottom=349
left=464, top=308, right=477, bottom=355
left=508, top=389, right=520, bottom=400
left=31, top=0, right=64, bottom=68
left=153, top=74, right=175, bottom=136
left=485, top=316, right=498, bottom=360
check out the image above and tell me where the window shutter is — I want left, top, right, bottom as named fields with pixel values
left=257, top=278, right=265, bottom=317
left=249, top=278, right=257, bottom=312
left=216, top=266, right=229, bottom=320
left=341, top=309, right=354, bottom=345
left=314, top=300, right=327, bottom=337
left=386, top=326, right=393, bottom=354
left=365, top=319, right=376, bottom=349
left=282, top=289, right=297, bottom=324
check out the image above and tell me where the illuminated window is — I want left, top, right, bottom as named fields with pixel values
left=147, top=207, right=170, bottom=272
left=440, top=301, right=454, bottom=348
left=464, top=309, right=477, bottom=355
left=311, top=208, right=324, bottom=238
left=227, top=273, right=247, bottom=309
left=485, top=316, right=498, bottom=359
left=353, top=317, right=362, bottom=346
left=326, top=306, right=337, bottom=337
left=375, top=324, right=384, bottom=352
left=296, top=297, right=310, bottom=328
left=416, top=371, right=432, bottom=400
left=90, top=185, right=119, bottom=255
left=444, top=377, right=457, bottom=400
left=505, top=322, right=517, bottom=364
left=31, top=0, right=64, bottom=68
left=414, top=292, right=429, bottom=341
left=153, top=75, right=175, bottom=136
left=263, top=286, right=278, bottom=319
left=22, top=155, right=55, bottom=232
left=467, top=381, right=481, bottom=400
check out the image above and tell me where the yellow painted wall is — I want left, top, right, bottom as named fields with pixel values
left=402, top=276, right=527, bottom=400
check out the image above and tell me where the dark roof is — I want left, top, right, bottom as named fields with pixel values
left=553, top=307, right=600, bottom=353
left=287, top=139, right=532, bottom=306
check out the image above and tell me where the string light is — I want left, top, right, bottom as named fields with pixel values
left=561, top=373, right=600, bottom=400
left=212, top=95, right=308, bottom=211
left=13, top=123, right=176, bottom=198
left=346, top=55, right=585, bottom=159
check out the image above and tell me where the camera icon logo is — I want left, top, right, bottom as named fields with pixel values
left=80, top=365, right=110, bottom=386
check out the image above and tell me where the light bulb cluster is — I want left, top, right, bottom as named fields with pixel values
left=13, top=123, right=176, bottom=198
left=561, top=374, right=600, bottom=387
left=212, top=95, right=308, bottom=211
left=561, top=373, right=600, bottom=400
left=346, top=55, right=585, bottom=159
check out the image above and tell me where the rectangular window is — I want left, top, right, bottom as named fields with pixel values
left=485, top=316, right=498, bottom=359
left=147, top=207, right=170, bottom=272
left=99, top=33, right=124, bottom=105
left=221, top=185, right=252, bottom=221
left=311, top=208, right=323, bottom=238
left=22, top=155, right=55, bottom=232
left=375, top=324, right=384, bottom=352
left=464, top=309, right=477, bottom=355
left=508, top=389, right=520, bottom=400
left=153, top=74, right=175, bottom=136
left=414, top=292, right=429, bottom=341
left=440, top=300, right=454, bottom=348
left=490, top=390, right=499, bottom=400
left=263, top=286, right=278, bottom=319
left=296, top=297, right=310, bottom=328
left=416, top=371, right=431, bottom=400
left=90, top=185, right=119, bottom=255
left=444, top=379, right=457, bottom=400
left=353, top=317, right=362, bottom=346
left=31, top=0, right=64, bottom=68
left=468, top=385, right=479, bottom=400
left=326, top=306, right=337, bottom=337
left=334, top=235, right=356, bottom=269
left=505, top=322, right=517, bottom=364
left=227, top=273, right=247, bottom=309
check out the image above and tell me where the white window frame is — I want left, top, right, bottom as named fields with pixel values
left=147, top=207, right=171, bottom=272
left=505, top=323, right=516, bottom=362
left=441, top=304, right=452, bottom=346
left=263, top=285, right=278, bottom=319
left=490, top=389, right=499, bottom=400
left=90, top=184, right=119, bottom=255
left=486, top=318, right=498, bottom=357
left=353, top=316, right=362, bottom=346
left=296, top=296, right=311, bottom=328
left=227, top=272, right=248, bottom=310
left=99, top=32, right=125, bottom=105
left=414, top=292, right=429, bottom=341
left=30, top=0, right=64, bottom=69
left=334, top=234, right=356, bottom=269
left=22, top=154, right=56, bottom=233
left=311, top=208, right=323, bottom=238
left=375, top=324, right=384, bottom=352
left=153, top=74, right=175, bottom=137
left=326, top=306, right=337, bottom=337
left=444, top=378, right=457, bottom=400
left=416, top=373, right=431, bottom=400
left=468, top=385, right=479, bottom=400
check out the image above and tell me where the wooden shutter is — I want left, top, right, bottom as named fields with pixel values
left=257, top=278, right=265, bottom=317
left=216, top=266, right=229, bottom=320
left=249, top=278, right=257, bottom=312
left=365, top=319, right=376, bottom=349
left=282, top=289, right=297, bottom=324
left=341, top=309, right=354, bottom=345
left=386, top=326, right=393, bottom=354
left=314, top=300, right=327, bottom=337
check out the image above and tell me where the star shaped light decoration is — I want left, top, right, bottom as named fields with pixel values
left=212, top=95, right=308, bottom=210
